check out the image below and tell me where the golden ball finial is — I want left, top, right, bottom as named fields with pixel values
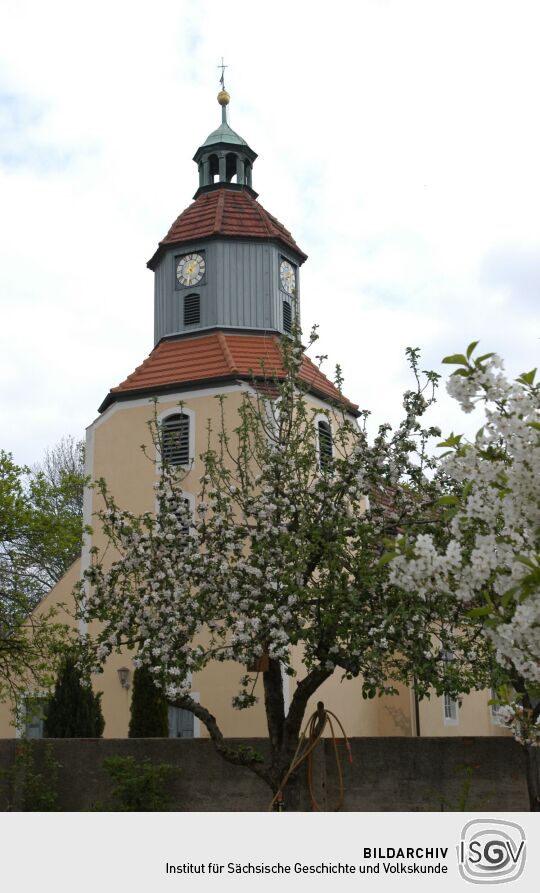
left=217, top=90, right=230, bottom=107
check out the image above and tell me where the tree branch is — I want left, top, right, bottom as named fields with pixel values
left=283, top=666, right=333, bottom=750
left=171, top=694, right=272, bottom=785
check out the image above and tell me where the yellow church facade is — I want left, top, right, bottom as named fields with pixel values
left=0, top=88, right=507, bottom=744
left=0, top=384, right=505, bottom=742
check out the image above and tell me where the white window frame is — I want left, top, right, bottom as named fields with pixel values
left=190, top=690, right=201, bottom=738
left=168, top=689, right=201, bottom=738
left=490, top=687, right=503, bottom=724
left=16, top=692, right=50, bottom=739
left=314, top=413, right=333, bottom=469
left=441, top=648, right=459, bottom=726
left=443, top=693, right=459, bottom=726
left=156, top=406, right=195, bottom=469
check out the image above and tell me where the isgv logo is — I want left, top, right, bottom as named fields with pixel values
left=458, top=819, right=526, bottom=884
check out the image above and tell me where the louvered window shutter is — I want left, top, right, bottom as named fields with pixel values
left=164, top=495, right=192, bottom=533
left=283, top=300, right=292, bottom=333
left=161, top=414, right=190, bottom=465
left=318, top=420, right=332, bottom=469
left=184, top=293, right=201, bottom=326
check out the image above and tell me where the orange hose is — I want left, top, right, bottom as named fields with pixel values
left=269, top=706, right=352, bottom=811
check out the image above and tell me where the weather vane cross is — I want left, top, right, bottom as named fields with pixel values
left=218, top=56, right=228, bottom=90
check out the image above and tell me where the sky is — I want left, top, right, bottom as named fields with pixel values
left=1, top=0, right=539, bottom=466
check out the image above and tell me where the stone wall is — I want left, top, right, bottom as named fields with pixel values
left=0, top=737, right=529, bottom=812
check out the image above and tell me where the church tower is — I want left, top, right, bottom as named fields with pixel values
left=150, top=88, right=305, bottom=344
left=98, top=88, right=354, bottom=415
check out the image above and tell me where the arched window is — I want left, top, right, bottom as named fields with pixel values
left=184, top=293, right=200, bottom=326
left=225, top=152, right=237, bottom=182
left=318, top=419, right=333, bottom=470
left=161, top=413, right=190, bottom=466
left=208, top=153, right=219, bottom=183
left=164, top=494, right=192, bottom=535
left=283, top=300, right=292, bottom=334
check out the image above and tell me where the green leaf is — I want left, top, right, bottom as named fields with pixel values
left=466, top=340, right=480, bottom=359
left=462, top=481, right=473, bottom=499
left=437, top=495, right=460, bottom=506
left=437, top=433, right=463, bottom=448
left=501, top=588, right=517, bottom=609
left=442, top=353, right=468, bottom=366
left=466, top=606, right=492, bottom=618
left=475, top=352, right=496, bottom=364
left=527, top=421, right=540, bottom=432
left=377, top=551, right=397, bottom=568
left=517, top=368, right=537, bottom=386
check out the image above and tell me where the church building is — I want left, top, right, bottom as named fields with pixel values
left=0, top=83, right=505, bottom=742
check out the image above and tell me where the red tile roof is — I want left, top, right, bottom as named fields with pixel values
left=149, top=187, right=307, bottom=266
left=102, top=332, right=358, bottom=413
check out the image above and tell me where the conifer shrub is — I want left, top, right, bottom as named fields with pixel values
left=99, top=755, right=178, bottom=811
left=44, top=653, right=104, bottom=737
left=0, top=740, right=59, bottom=810
left=128, top=667, right=169, bottom=737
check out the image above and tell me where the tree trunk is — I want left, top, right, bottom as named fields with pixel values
left=174, top=666, right=333, bottom=811
left=263, top=659, right=285, bottom=756
left=264, top=667, right=333, bottom=811
left=507, top=676, right=540, bottom=811
left=523, top=744, right=540, bottom=811
left=275, top=772, right=306, bottom=811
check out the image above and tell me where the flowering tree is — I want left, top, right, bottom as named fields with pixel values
left=390, top=344, right=540, bottom=808
left=80, top=335, right=492, bottom=803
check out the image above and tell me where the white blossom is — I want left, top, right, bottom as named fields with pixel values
left=392, top=349, right=540, bottom=745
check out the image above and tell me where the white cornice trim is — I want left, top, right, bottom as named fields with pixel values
left=87, top=382, right=252, bottom=433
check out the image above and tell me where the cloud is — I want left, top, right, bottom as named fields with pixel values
left=0, top=0, right=539, bottom=465
left=0, top=91, right=75, bottom=171
left=481, top=244, right=540, bottom=310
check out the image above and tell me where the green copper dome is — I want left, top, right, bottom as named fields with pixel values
left=202, top=120, right=248, bottom=148
left=193, top=88, right=257, bottom=197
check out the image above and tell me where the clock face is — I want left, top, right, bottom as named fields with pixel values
left=177, top=252, right=206, bottom=287
left=280, top=259, right=296, bottom=295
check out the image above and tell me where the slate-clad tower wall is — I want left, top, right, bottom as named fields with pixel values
left=153, top=238, right=304, bottom=343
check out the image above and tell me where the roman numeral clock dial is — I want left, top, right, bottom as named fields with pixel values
left=177, top=252, right=206, bottom=287
left=280, top=259, right=296, bottom=295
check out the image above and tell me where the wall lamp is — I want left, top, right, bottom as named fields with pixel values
left=117, top=667, right=131, bottom=689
